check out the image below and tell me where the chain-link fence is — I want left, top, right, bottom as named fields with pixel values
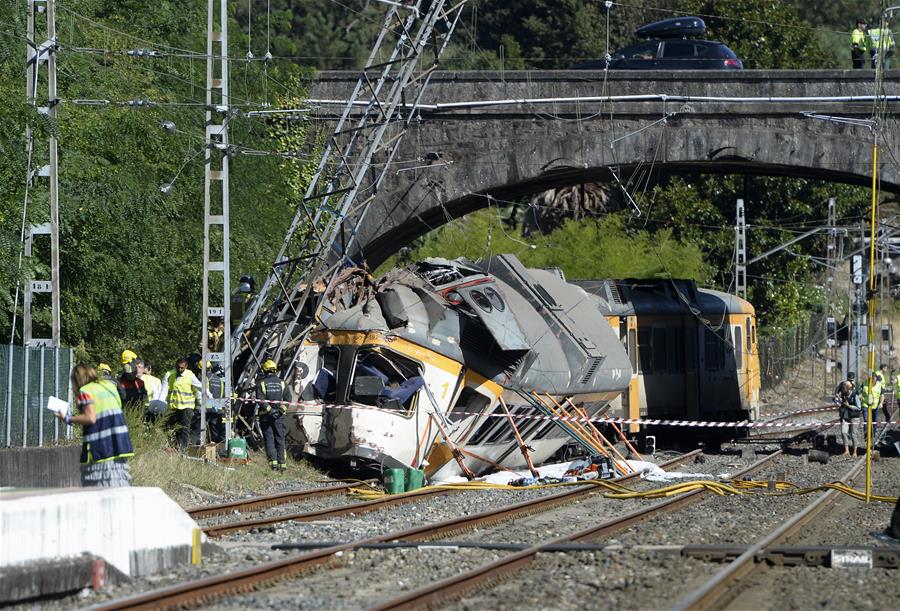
left=758, top=313, right=828, bottom=390
left=0, top=344, right=74, bottom=447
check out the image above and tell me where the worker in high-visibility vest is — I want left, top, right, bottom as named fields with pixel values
left=159, top=357, right=202, bottom=450
left=852, top=17, right=869, bottom=69
left=869, top=17, right=895, bottom=69
left=860, top=373, right=882, bottom=447
left=56, top=363, right=134, bottom=487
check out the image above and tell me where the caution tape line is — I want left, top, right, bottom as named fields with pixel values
left=232, top=396, right=900, bottom=430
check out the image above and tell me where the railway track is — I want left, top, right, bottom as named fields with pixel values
left=185, top=479, right=375, bottom=519
left=672, top=457, right=865, bottom=610
left=368, top=450, right=782, bottom=610
left=91, top=451, right=701, bottom=610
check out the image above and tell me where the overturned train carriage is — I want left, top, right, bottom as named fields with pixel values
left=284, top=254, right=632, bottom=479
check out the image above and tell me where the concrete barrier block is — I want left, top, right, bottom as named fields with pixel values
left=0, top=446, right=81, bottom=487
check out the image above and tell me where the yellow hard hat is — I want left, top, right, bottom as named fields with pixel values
left=97, top=363, right=112, bottom=374
left=263, top=359, right=277, bottom=373
left=121, top=349, right=138, bottom=364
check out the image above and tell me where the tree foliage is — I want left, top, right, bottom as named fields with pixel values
left=0, top=0, right=312, bottom=367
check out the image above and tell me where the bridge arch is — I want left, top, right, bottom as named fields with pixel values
left=309, top=70, right=900, bottom=266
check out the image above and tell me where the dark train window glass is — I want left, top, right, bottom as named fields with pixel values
left=628, top=328, right=637, bottom=372
left=653, top=328, right=667, bottom=373
left=746, top=317, right=752, bottom=353
left=734, top=326, right=743, bottom=369
left=449, top=387, right=490, bottom=423
left=704, top=328, right=724, bottom=371
left=685, top=327, right=696, bottom=373
left=637, top=326, right=652, bottom=374
left=484, top=287, right=505, bottom=311
left=470, top=290, right=493, bottom=312
left=531, top=419, right=559, bottom=441
left=468, top=413, right=503, bottom=445
left=517, top=406, right=545, bottom=438
left=667, top=328, right=682, bottom=373
left=486, top=405, right=529, bottom=444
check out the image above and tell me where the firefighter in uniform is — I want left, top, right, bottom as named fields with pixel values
left=206, top=363, right=227, bottom=443
left=257, top=359, right=291, bottom=471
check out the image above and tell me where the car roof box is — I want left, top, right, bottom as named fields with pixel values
left=635, top=16, right=706, bottom=39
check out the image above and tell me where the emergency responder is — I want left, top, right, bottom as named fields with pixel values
left=205, top=363, right=227, bottom=443
left=860, top=372, right=883, bottom=447
left=160, top=357, right=203, bottom=450
left=97, top=363, right=113, bottom=380
left=835, top=379, right=861, bottom=456
left=55, top=363, right=134, bottom=487
left=231, top=275, right=256, bottom=328
left=852, top=18, right=869, bottom=69
left=256, top=359, right=292, bottom=471
left=137, top=358, right=165, bottom=423
left=869, top=17, right=895, bottom=69
left=117, top=349, right=146, bottom=409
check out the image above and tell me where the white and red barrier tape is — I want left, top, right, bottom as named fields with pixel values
left=230, top=396, right=900, bottom=430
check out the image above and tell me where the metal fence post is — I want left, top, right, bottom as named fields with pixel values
left=66, top=347, right=73, bottom=439
left=5, top=345, right=13, bottom=446
left=38, top=346, right=45, bottom=446
left=22, top=346, right=29, bottom=447
left=53, top=346, right=59, bottom=442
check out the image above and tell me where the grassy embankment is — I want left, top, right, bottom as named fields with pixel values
left=123, top=407, right=324, bottom=500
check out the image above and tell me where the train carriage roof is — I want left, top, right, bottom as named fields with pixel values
left=575, top=279, right=754, bottom=317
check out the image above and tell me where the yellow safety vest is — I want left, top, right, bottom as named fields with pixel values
left=861, top=380, right=881, bottom=409
left=166, top=370, right=197, bottom=410
left=852, top=27, right=869, bottom=51
left=142, top=373, right=162, bottom=403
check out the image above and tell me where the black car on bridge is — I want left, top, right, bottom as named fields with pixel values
left=572, top=16, right=744, bottom=70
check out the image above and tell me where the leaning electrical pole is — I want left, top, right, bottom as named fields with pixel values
left=200, top=0, right=232, bottom=444
left=20, top=0, right=60, bottom=347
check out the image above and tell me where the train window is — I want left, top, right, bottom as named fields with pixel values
left=485, top=405, right=530, bottom=444
left=484, top=287, right=505, bottom=311
left=312, top=347, right=340, bottom=402
left=470, top=290, right=493, bottom=312
left=637, top=326, right=652, bottom=374
left=746, top=317, right=752, bottom=353
left=448, top=387, right=491, bottom=423
left=531, top=418, right=560, bottom=441
left=733, top=327, right=743, bottom=369
left=704, top=328, right=725, bottom=371
left=667, top=327, right=683, bottom=373
left=349, top=348, right=423, bottom=412
left=468, top=414, right=504, bottom=445
left=653, top=328, right=667, bottom=373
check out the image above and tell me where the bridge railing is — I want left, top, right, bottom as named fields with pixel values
left=1, top=344, right=74, bottom=447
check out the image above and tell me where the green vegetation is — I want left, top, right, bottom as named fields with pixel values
left=0, top=0, right=883, bottom=362
left=386, top=210, right=708, bottom=283
left=123, top=406, right=324, bottom=499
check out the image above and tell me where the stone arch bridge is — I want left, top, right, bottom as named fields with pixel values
left=308, top=70, right=900, bottom=266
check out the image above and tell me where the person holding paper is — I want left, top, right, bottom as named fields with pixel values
left=54, top=363, right=134, bottom=487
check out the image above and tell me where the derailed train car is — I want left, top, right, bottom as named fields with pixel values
left=277, top=257, right=760, bottom=478
left=284, top=255, right=632, bottom=479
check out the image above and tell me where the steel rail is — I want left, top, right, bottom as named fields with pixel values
left=90, top=451, right=700, bottom=610
left=186, top=480, right=375, bottom=519
left=203, top=487, right=451, bottom=537
left=369, top=451, right=782, bottom=610
left=672, top=457, right=865, bottom=611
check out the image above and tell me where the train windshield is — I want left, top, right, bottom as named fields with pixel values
left=350, top=348, right=424, bottom=412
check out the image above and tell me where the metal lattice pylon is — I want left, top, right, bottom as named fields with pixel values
left=232, top=0, right=466, bottom=388
left=20, top=0, right=60, bottom=347
left=199, top=0, right=232, bottom=442
left=735, top=198, right=747, bottom=300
